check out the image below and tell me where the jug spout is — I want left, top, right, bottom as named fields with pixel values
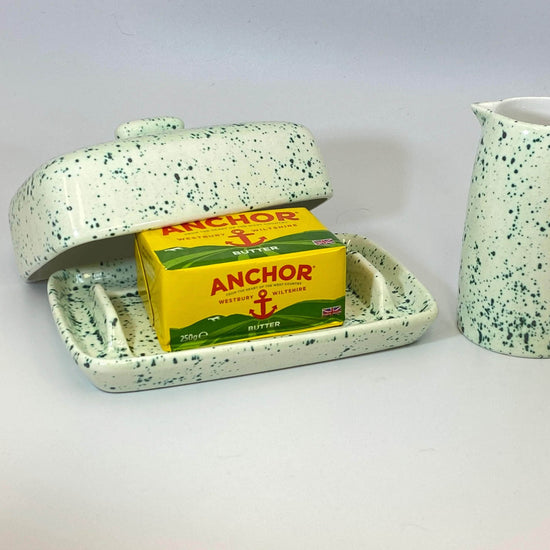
left=471, top=101, right=499, bottom=124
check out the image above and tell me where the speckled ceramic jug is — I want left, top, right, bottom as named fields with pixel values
left=458, top=97, right=550, bottom=357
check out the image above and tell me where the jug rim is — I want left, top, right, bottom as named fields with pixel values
left=473, top=97, right=550, bottom=127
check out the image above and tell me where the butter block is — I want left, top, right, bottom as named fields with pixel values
left=135, top=207, right=346, bottom=351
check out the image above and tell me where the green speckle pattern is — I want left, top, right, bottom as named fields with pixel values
left=9, top=118, right=332, bottom=280
left=47, top=234, right=437, bottom=392
left=458, top=100, right=550, bottom=357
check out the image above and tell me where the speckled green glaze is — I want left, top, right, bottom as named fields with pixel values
left=458, top=98, right=550, bottom=357
left=48, top=234, right=438, bottom=392
left=10, top=117, right=438, bottom=390
left=9, top=118, right=332, bottom=281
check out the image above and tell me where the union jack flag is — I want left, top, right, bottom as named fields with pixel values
left=313, top=238, right=335, bottom=245
left=322, top=305, right=342, bottom=316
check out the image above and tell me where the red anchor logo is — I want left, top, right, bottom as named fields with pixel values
left=225, top=228, right=267, bottom=247
left=250, top=289, right=278, bottom=319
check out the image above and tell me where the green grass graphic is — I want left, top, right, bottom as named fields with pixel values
left=156, top=230, right=342, bottom=270
left=169, top=296, right=345, bottom=350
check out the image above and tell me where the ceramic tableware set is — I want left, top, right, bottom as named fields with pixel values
left=8, top=98, right=550, bottom=392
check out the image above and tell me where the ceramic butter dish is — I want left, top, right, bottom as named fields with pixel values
left=9, top=116, right=437, bottom=392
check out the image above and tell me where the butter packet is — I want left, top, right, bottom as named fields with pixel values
left=135, top=207, right=346, bottom=351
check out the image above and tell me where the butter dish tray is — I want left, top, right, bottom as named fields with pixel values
left=47, top=233, right=437, bottom=392
left=9, top=116, right=437, bottom=392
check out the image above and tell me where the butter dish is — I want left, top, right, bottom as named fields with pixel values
left=9, top=117, right=437, bottom=391
left=47, top=234, right=437, bottom=391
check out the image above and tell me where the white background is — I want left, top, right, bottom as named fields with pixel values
left=2, top=1, right=550, bottom=548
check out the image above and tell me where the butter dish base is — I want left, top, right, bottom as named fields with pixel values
left=47, top=233, right=438, bottom=392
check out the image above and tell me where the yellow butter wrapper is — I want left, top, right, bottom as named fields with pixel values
left=135, top=207, right=346, bottom=351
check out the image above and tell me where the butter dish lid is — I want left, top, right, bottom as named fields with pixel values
left=9, top=117, right=333, bottom=281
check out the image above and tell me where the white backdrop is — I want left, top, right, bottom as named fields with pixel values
left=2, top=2, right=550, bottom=548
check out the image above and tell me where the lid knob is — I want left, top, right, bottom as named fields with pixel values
left=115, top=116, right=185, bottom=139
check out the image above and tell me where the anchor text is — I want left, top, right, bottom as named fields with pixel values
left=210, top=264, right=313, bottom=295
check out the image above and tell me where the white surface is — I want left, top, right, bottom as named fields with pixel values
left=2, top=1, right=550, bottom=548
